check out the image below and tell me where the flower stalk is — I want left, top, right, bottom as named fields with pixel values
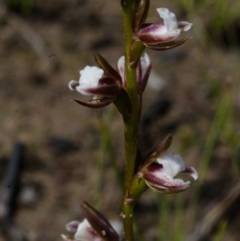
left=121, top=1, right=140, bottom=241
left=65, top=1, right=197, bottom=241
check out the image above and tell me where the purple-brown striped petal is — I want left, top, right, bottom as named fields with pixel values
left=144, top=37, right=190, bottom=51
left=142, top=162, right=191, bottom=193
left=140, top=149, right=198, bottom=194
left=143, top=171, right=190, bottom=193
left=138, top=24, right=180, bottom=44
left=85, top=84, right=120, bottom=96
left=181, top=167, right=198, bottom=180
left=73, top=97, right=115, bottom=108
left=98, top=77, right=119, bottom=86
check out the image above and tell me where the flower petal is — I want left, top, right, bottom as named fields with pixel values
left=156, top=151, right=185, bottom=178
left=83, top=84, right=120, bottom=97
left=156, top=8, right=178, bottom=32
left=139, top=53, right=151, bottom=92
left=74, top=219, right=99, bottom=241
left=140, top=141, right=197, bottom=194
left=76, top=85, right=96, bottom=96
left=73, top=97, right=115, bottom=108
left=143, top=169, right=190, bottom=193
left=69, top=80, right=79, bottom=91
left=79, top=66, right=104, bottom=87
left=98, top=77, right=119, bottom=86
left=66, top=221, right=80, bottom=232
left=117, top=56, right=126, bottom=86
left=178, top=21, right=192, bottom=31
left=140, top=53, right=151, bottom=78
left=181, top=166, right=198, bottom=180
left=136, top=7, right=192, bottom=49
left=144, top=37, right=190, bottom=51
left=138, top=24, right=180, bottom=44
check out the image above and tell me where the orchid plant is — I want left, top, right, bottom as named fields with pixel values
left=63, top=1, right=197, bottom=241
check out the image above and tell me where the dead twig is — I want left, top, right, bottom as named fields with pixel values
left=0, top=143, right=28, bottom=241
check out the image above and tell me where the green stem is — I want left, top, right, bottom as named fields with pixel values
left=121, top=2, right=140, bottom=241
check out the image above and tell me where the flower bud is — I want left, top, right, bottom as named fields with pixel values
left=137, top=53, right=151, bottom=93
left=117, top=53, right=151, bottom=94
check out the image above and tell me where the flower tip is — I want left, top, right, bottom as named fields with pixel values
left=190, top=167, right=198, bottom=180
left=61, top=234, right=69, bottom=241
left=156, top=7, right=176, bottom=19
left=80, top=66, right=104, bottom=81
left=185, top=23, right=192, bottom=31
left=66, top=220, right=80, bottom=232
left=156, top=7, right=168, bottom=15
left=68, top=80, right=79, bottom=91
left=178, top=21, right=192, bottom=31
left=184, top=166, right=198, bottom=180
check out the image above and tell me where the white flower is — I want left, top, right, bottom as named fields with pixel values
left=137, top=8, right=192, bottom=44
left=68, top=64, right=122, bottom=108
left=141, top=151, right=198, bottom=193
left=68, top=66, right=104, bottom=96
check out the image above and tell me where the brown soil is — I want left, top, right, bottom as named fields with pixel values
left=0, top=1, right=240, bottom=241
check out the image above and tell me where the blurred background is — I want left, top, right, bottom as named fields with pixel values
left=0, top=0, right=240, bottom=241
